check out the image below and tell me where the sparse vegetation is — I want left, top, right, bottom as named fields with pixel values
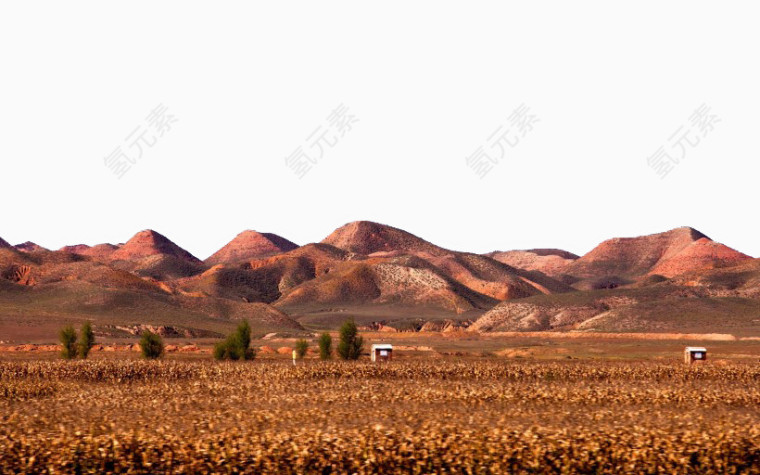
left=318, top=332, right=332, bottom=360
left=2, top=360, right=760, bottom=472
left=138, top=331, right=164, bottom=359
left=294, top=339, right=309, bottom=359
left=78, top=321, right=96, bottom=359
left=59, top=325, right=77, bottom=360
left=213, top=320, right=255, bottom=361
left=337, top=318, right=364, bottom=360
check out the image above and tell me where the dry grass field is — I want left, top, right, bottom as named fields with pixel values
left=3, top=358, right=760, bottom=473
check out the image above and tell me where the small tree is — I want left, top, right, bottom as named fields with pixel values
left=318, top=332, right=332, bottom=360
left=213, top=320, right=256, bottom=361
left=236, top=320, right=252, bottom=359
left=59, top=325, right=78, bottom=360
left=139, top=330, right=164, bottom=359
left=295, top=339, right=309, bottom=359
left=337, top=318, right=363, bottom=360
left=78, top=321, right=95, bottom=359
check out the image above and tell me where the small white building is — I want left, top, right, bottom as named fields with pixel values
left=684, top=347, right=707, bottom=364
left=371, top=344, right=393, bottom=362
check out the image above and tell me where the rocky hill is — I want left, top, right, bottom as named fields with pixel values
left=0, top=223, right=756, bottom=341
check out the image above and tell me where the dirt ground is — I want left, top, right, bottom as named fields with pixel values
left=4, top=331, right=760, bottom=363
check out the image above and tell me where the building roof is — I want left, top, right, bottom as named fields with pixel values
left=371, top=344, right=393, bottom=350
left=685, top=347, right=707, bottom=352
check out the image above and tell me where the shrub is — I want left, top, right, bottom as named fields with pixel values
left=78, top=321, right=96, bottom=359
left=337, top=319, right=363, bottom=360
left=139, top=331, right=164, bottom=360
left=213, top=320, right=255, bottom=361
left=59, top=325, right=78, bottom=360
left=213, top=340, right=245, bottom=361
left=318, top=333, right=332, bottom=360
left=295, top=339, right=309, bottom=359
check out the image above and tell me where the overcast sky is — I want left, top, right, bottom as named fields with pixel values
left=1, top=1, right=758, bottom=260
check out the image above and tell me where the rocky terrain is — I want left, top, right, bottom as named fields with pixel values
left=205, top=230, right=298, bottom=265
left=0, top=222, right=757, bottom=341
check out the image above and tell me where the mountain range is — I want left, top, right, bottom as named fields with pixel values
left=0, top=222, right=757, bottom=342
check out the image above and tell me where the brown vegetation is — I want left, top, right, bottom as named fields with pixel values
left=3, top=360, right=760, bottom=473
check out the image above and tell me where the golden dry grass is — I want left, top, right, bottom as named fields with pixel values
left=2, top=360, right=760, bottom=473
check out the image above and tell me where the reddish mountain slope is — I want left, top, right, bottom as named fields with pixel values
left=109, top=230, right=199, bottom=263
left=0, top=237, right=10, bottom=249
left=650, top=238, right=751, bottom=277
left=671, top=258, right=760, bottom=298
left=205, top=230, right=298, bottom=265
left=60, top=243, right=122, bottom=260
left=1, top=223, right=756, bottom=337
left=564, top=227, right=751, bottom=281
left=488, top=249, right=579, bottom=276
left=275, top=257, right=498, bottom=314
left=180, top=244, right=347, bottom=304
left=321, top=221, right=571, bottom=301
left=423, top=252, right=573, bottom=300
left=14, top=241, right=47, bottom=253
left=321, top=221, right=445, bottom=256
left=60, top=244, right=92, bottom=254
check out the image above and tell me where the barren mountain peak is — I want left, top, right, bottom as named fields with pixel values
left=566, top=226, right=745, bottom=280
left=205, top=230, right=298, bottom=265
left=110, top=229, right=200, bottom=262
left=14, top=241, right=47, bottom=253
left=321, top=220, right=444, bottom=255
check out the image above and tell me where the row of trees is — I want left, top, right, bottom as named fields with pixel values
left=59, top=322, right=96, bottom=359
left=60, top=323, right=165, bottom=360
left=59, top=318, right=365, bottom=361
left=214, top=318, right=364, bottom=361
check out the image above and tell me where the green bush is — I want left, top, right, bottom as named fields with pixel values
left=139, top=331, right=164, bottom=360
left=337, top=319, right=363, bottom=360
left=213, top=320, right=256, bottom=361
left=59, top=325, right=78, bottom=360
left=295, top=339, right=309, bottom=359
left=318, top=333, right=332, bottom=360
left=78, top=321, right=96, bottom=359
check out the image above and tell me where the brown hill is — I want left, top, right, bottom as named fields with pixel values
left=14, top=241, right=47, bottom=253
left=60, top=244, right=92, bottom=254
left=111, top=255, right=207, bottom=281
left=0, top=278, right=303, bottom=343
left=109, top=230, right=199, bottom=263
left=650, top=238, right=751, bottom=277
left=321, top=221, right=571, bottom=302
left=468, top=275, right=760, bottom=334
left=60, top=244, right=122, bottom=260
left=670, top=258, right=760, bottom=298
left=79, top=244, right=121, bottom=259
left=1, top=223, right=756, bottom=338
left=0, top=244, right=303, bottom=342
left=205, top=230, right=298, bottom=265
left=0, top=237, right=10, bottom=248
left=422, top=252, right=573, bottom=300
left=563, top=227, right=751, bottom=283
left=321, top=221, right=445, bottom=256
left=488, top=249, right=579, bottom=276
left=180, top=243, right=347, bottom=304
left=274, top=256, right=498, bottom=314
left=529, top=249, right=581, bottom=259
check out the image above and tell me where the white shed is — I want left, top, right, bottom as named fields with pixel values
left=371, top=344, right=393, bottom=362
left=684, top=347, right=707, bottom=364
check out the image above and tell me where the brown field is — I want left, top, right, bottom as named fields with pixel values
left=4, top=352, right=760, bottom=473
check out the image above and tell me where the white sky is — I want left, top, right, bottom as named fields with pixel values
left=1, top=1, right=758, bottom=260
